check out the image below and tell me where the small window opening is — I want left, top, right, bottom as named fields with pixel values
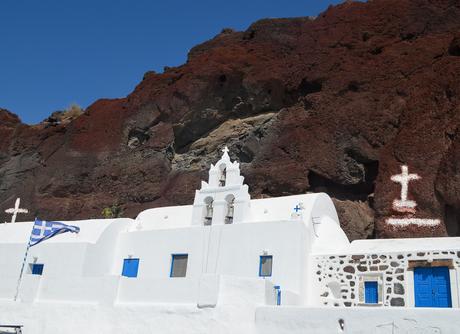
left=259, top=255, right=273, bottom=277
left=122, top=258, right=140, bottom=278
left=204, top=197, right=214, bottom=225
left=29, top=263, right=44, bottom=276
left=170, top=254, right=188, bottom=278
left=225, top=195, right=235, bottom=224
left=219, top=165, right=226, bottom=187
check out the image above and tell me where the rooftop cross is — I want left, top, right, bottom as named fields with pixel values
left=222, top=146, right=229, bottom=155
left=4, top=198, right=29, bottom=224
left=391, top=165, right=420, bottom=213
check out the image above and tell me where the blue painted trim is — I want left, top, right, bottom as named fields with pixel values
left=170, top=254, right=188, bottom=278
left=273, top=285, right=281, bottom=305
left=259, top=255, right=273, bottom=277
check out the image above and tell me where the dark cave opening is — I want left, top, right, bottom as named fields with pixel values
left=298, top=78, right=323, bottom=96
left=307, top=161, right=379, bottom=202
left=444, top=204, right=460, bottom=236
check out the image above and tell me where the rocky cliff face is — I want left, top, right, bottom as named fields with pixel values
left=1, top=0, right=460, bottom=240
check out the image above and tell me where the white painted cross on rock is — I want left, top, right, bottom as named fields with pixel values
left=391, top=165, right=420, bottom=213
left=4, top=198, right=29, bottom=224
left=386, top=165, right=440, bottom=227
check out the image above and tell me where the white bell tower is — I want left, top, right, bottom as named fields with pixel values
left=191, top=146, right=250, bottom=226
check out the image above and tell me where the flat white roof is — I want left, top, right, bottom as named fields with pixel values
left=135, top=193, right=329, bottom=230
left=0, top=219, right=122, bottom=244
left=349, top=237, right=460, bottom=253
left=135, top=205, right=194, bottom=230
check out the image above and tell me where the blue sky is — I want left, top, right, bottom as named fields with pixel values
left=0, top=0, right=341, bottom=124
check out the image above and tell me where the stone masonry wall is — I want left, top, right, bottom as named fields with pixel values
left=314, top=250, right=460, bottom=307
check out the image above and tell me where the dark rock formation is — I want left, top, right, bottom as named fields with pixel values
left=1, top=0, right=460, bottom=240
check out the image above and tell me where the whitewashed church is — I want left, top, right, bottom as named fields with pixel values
left=0, top=148, right=459, bottom=334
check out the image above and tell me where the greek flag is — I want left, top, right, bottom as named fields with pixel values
left=29, top=219, right=80, bottom=246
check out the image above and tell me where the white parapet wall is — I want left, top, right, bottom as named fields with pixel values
left=1, top=301, right=459, bottom=334
left=0, top=275, right=268, bottom=334
left=255, top=307, right=460, bottom=334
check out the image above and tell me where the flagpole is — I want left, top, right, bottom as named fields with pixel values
left=14, top=220, right=34, bottom=302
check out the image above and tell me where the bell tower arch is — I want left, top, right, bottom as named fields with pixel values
left=191, top=146, right=251, bottom=225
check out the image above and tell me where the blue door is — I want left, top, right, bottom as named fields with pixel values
left=364, top=281, right=378, bottom=304
left=414, top=267, right=452, bottom=308
left=122, top=258, right=139, bottom=278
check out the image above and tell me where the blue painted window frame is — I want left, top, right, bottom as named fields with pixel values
left=364, top=281, right=378, bottom=304
left=274, top=285, right=281, bottom=305
left=170, top=254, right=188, bottom=278
left=122, top=258, right=140, bottom=278
left=31, top=263, right=44, bottom=276
left=259, top=255, right=273, bottom=277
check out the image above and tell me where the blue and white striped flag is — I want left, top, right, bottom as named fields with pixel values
left=29, top=219, right=80, bottom=246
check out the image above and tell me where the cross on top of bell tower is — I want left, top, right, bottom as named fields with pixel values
left=202, top=146, right=244, bottom=189
left=192, top=145, right=250, bottom=195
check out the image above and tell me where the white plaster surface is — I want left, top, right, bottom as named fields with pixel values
left=256, top=306, right=460, bottom=334
left=0, top=301, right=459, bottom=334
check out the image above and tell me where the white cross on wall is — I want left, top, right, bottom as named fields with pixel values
left=4, top=198, right=29, bottom=224
left=391, top=165, right=420, bottom=213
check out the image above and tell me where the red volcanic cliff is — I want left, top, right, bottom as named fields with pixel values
left=1, top=0, right=460, bottom=240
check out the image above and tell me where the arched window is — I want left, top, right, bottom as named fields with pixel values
left=225, top=194, right=235, bottom=224
left=219, top=164, right=226, bottom=187
left=204, top=197, right=214, bottom=225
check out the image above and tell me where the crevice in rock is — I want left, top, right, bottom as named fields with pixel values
left=308, top=160, right=378, bottom=201
left=285, top=78, right=323, bottom=106
left=448, top=36, right=460, bottom=56
left=298, top=78, right=323, bottom=96
left=127, top=128, right=150, bottom=148
left=235, top=148, right=254, bottom=163
left=444, top=204, right=460, bottom=236
left=369, top=46, right=383, bottom=55
left=400, top=32, right=416, bottom=41
left=347, top=81, right=361, bottom=92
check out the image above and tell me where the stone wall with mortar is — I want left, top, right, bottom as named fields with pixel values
left=314, top=250, right=460, bottom=307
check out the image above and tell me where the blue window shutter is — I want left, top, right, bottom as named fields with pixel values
left=32, top=264, right=44, bottom=275
left=122, top=258, right=139, bottom=278
left=364, top=281, right=378, bottom=304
